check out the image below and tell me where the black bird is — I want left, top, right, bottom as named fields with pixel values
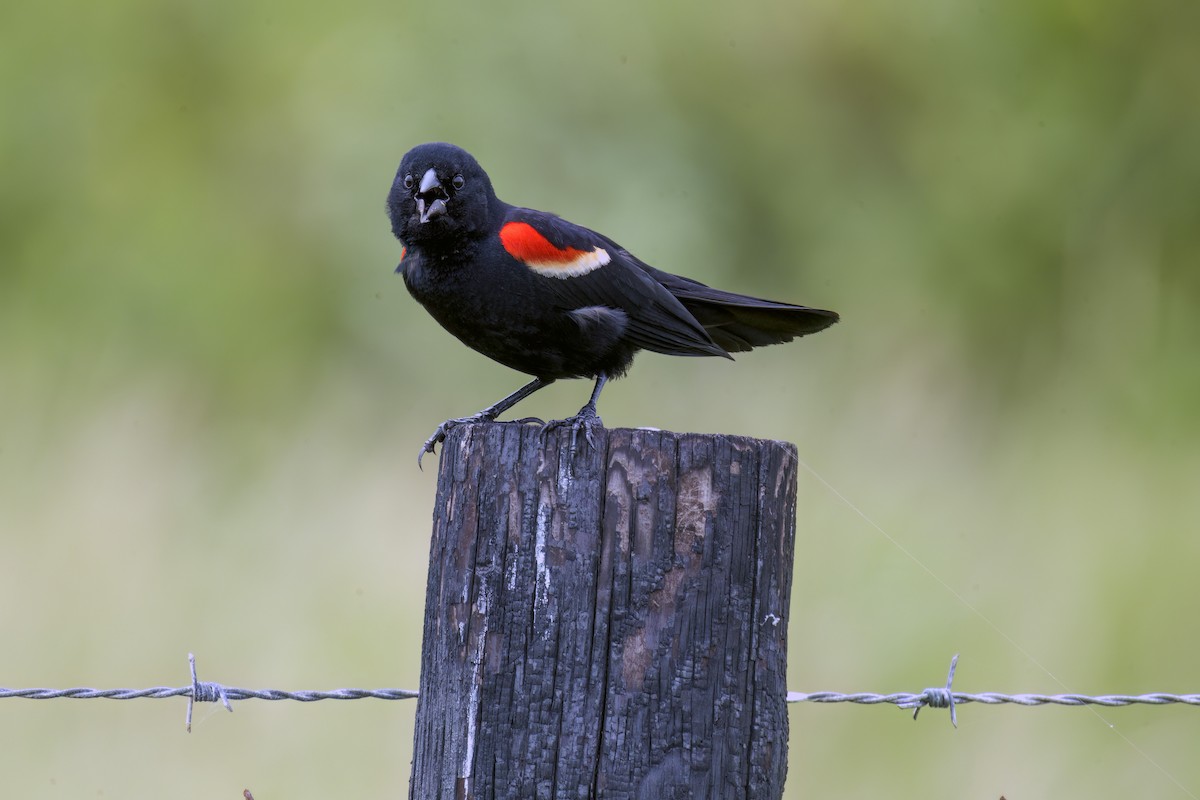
left=387, top=142, right=838, bottom=464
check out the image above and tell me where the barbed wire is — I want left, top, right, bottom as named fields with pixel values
left=786, top=653, right=1200, bottom=728
left=0, top=654, right=419, bottom=732
left=3, top=654, right=1197, bottom=732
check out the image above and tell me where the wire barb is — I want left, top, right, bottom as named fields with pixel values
left=900, top=654, right=959, bottom=728
left=187, top=653, right=233, bottom=733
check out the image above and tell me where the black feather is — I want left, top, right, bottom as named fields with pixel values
left=645, top=267, right=839, bottom=353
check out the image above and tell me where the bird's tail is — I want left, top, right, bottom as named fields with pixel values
left=648, top=268, right=839, bottom=353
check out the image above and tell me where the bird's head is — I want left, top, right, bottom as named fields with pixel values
left=387, top=142, right=498, bottom=248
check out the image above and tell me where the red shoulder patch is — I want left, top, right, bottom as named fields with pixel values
left=499, top=221, right=611, bottom=278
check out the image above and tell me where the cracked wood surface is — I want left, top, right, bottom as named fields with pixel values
left=410, top=423, right=797, bottom=800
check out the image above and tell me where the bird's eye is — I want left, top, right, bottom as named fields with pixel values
left=451, top=175, right=465, bottom=190
left=403, top=174, right=414, bottom=190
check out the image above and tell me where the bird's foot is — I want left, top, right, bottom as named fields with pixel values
left=418, top=414, right=544, bottom=469
left=543, top=404, right=605, bottom=453
left=418, top=412, right=493, bottom=469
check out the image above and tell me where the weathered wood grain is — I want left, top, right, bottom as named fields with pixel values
left=409, top=423, right=797, bottom=800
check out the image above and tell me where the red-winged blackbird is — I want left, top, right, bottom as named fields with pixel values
left=387, top=142, right=839, bottom=464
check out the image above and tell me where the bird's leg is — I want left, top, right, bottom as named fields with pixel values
left=419, top=376, right=554, bottom=468
left=544, top=373, right=608, bottom=451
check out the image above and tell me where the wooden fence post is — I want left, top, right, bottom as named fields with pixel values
left=409, top=422, right=798, bottom=800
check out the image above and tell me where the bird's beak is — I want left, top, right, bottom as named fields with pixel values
left=416, top=167, right=448, bottom=223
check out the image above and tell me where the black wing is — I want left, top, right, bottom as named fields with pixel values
left=502, top=209, right=730, bottom=359
left=643, top=266, right=839, bottom=353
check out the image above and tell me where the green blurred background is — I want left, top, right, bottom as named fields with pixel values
left=2, top=0, right=1198, bottom=796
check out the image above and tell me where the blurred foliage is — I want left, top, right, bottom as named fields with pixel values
left=2, top=0, right=1199, bottom=797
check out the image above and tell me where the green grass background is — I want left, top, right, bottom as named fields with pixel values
left=2, top=0, right=1199, bottom=797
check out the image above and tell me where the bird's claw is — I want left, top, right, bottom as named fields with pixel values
left=417, top=427, right=449, bottom=471
left=417, top=414, right=548, bottom=469
left=417, top=413, right=494, bottom=470
left=543, top=406, right=604, bottom=452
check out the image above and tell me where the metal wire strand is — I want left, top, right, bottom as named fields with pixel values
left=3, top=653, right=1197, bottom=732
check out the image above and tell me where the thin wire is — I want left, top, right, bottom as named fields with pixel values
left=0, top=686, right=421, bottom=701
left=6, top=683, right=1197, bottom=708
left=788, top=691, right=1200, bottom=708
left=4, top=654, right=1197, bottom=714
left=0, top=653, right=419, bottom=735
